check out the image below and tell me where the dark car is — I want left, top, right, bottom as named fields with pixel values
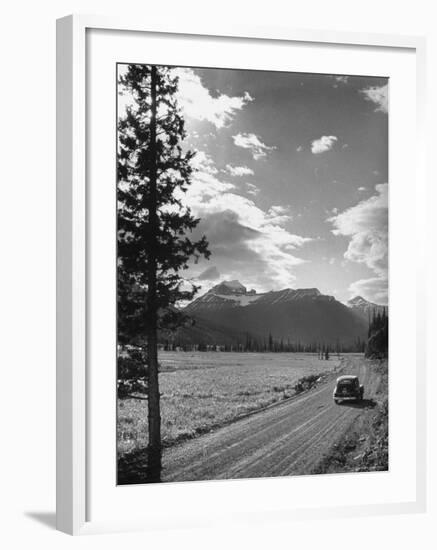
left=333, top=375, right=364, bottom=404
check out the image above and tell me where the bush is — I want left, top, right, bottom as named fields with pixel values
left=294, top=374, right=320, bottom=394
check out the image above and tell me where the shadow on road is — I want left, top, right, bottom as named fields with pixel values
left=338, top=398, right=377, bottom=409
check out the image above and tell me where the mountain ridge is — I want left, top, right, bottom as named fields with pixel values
left=186, top=280, right=386, bottom=313
left=180, top=280, right=378, bottom=347
left=186, top=280, right=337, bottom=314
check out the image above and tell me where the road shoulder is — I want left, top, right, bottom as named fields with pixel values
left=311, top=359, right=388, bottom=475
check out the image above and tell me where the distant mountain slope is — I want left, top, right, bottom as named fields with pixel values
left=159, top=315, right=255, bottom=348
left=185, top=280, right=261, bottom=312
left=184, top=281, right=369, bottom=346
left=347, top=296, right=387, bottom=322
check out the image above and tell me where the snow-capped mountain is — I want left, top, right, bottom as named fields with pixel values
left=347, top=296, right=387, bottom=321
left=183, top=281, right=369, bottom=345
left=185, top=281, right=334, bottom=314
left=185, top=281, right=260, bottom=312
left=212, top=280, right=248, bottom=295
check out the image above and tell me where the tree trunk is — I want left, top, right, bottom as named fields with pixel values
left=146, top=65, right=162, bottom=482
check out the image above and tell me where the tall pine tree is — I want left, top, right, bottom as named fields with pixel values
left=118, top=64, right=210, bottom=481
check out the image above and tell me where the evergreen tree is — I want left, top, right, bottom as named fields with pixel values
left=365, top=306, right=388, bottom=358
left=118, top=64, right=210, bottom=481
left=268, top=332, right=273, bottom=352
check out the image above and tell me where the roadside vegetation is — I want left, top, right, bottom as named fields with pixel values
left=365, top=309, right=388, bottom=359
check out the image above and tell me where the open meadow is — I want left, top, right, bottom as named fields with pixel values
left=117, top=351, right=348, bottom=456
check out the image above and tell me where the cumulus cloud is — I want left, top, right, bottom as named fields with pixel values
left=182, top=152, right=236, bottom=206
left=296, top=145, right=304, bottom=152
left=329, top=183, right=388, bottom=303
left=173, top=68, right=253, bottom=128
left=311, top=135, right=338, bottom=154
left=191, top=151, right=218, bottom=174
left=118, top=66, right=253, bottom=130
left=225, top=164, right=254, bottom=177
left=358, top=187, right=366, bottom=192
left=360, top=83, right=388, bottom=114
left=233, top=133, right=276, bottom=160
left=177, top=155, right=311, bottom=292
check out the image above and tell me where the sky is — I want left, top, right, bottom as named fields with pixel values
left=119, top=65, right=389, bottom=305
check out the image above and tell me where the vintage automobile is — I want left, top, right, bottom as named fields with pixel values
left=333, top=375, right=364, bottom=404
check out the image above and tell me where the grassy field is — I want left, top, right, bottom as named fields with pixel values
left=117, top=351, right=345, bottom=456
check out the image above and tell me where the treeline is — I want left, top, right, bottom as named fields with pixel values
left=365, top=308, right=388, bottom=358
left=159, top=332, right=366, bottom=353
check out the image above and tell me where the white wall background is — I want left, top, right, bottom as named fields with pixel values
left=0, top=0, right=434, bottom=547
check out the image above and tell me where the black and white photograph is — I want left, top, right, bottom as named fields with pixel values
left=116, top=63, right=389, bottom=485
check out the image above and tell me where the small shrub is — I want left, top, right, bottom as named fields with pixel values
left=294, top=374, right=320, bottom=394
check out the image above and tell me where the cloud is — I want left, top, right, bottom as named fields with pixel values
left=233, top=133, right=276, bottom=160
left=181, top=152, right=236, bottom=205
left=176, top=154, right=311, bottom=292
left=196, top=210, right=261, bottom=247
left=245, top=183, right=260, bottom=197
left=329, top=183, right=388, bottom=303
left=360, top=83, right=388, bottom=114
left=358, top=187, right=366, bottom=192
left=296, top=145, right=304, bottom=152
left=267, top=205, right=293, bottom=225
left=173, top=68, right=253, bottom=128
left=268, top=205, right=290, bottom=216
left=192, top=151, right=218, bottom=174
left=311, top=135, right=338, bottom=154
left=349, top=276, right=388, bottom=305
left=118, top=66, right=253, bottom=131
left=190, top=207, right=309, bottom=292
left=197, top=265, right=220, bottom=281
left=225, top=164, right=254, bottom=177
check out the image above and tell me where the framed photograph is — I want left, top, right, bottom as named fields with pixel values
left=56, top=15, right=427, bottom=535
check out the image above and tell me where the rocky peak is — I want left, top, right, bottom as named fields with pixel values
left=348, top=296, right=367, bottom=306
left=212, top=280, right=247, bottom=295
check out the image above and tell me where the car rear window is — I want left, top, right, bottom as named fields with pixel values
left=338, top=380, right=354, bottom=388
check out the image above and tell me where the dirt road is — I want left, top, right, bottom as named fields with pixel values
left=162, top=357, right=383, bottom=482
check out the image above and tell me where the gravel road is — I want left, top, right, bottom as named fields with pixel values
left=162, top=357, right=381, bottom=482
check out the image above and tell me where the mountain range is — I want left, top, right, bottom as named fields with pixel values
left=162, top=280, right=386, bottom=348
